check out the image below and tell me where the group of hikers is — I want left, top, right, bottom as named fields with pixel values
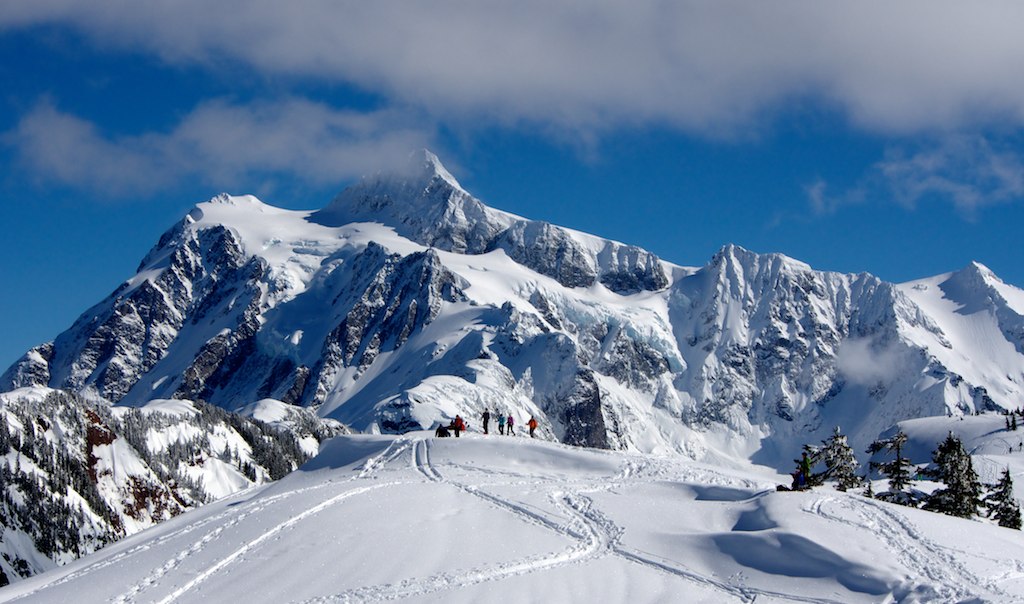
left=434, top=410, right=539, bottom=438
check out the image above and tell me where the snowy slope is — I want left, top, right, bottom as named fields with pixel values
left=2, top=433, right=1022, bottom=603
left=898, top=264, right=1024, bottom=407
left=0, top=387, right=343, bottom=583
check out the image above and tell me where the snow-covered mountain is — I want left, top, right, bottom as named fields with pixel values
left=4, top=149, right=1024, bottom=590
left=4, top=149, right=1024, bottom=469
left=3, top=432, right=1023, bottom=603
left=0, top=387, right=345, bottom=584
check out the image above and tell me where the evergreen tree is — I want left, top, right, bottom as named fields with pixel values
left=1013, top=415, right=1019, bottom=431
left=923, top=433, right=982, bottom=518
left=794, top=444, right=824, bottom=489
left=867, top=430, right=916, bottom=506
left=820, top=427, right=862, bottom=491
left=984, top=468, right=1022, bottom=530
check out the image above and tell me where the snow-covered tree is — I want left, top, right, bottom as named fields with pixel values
left=867, top=430, right=916, bottom=506
left=923, top=433, right=982, bottom=518
left=0, top=390, right=343, bottom=583
left=792, top=445, right=824, bottom=489
left=984, top=468, right=1022, bottom=530
left=820, top=426, right=861, bottom=491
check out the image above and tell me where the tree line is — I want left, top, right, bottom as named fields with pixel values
left=793, top=426, right=1021, bottom=530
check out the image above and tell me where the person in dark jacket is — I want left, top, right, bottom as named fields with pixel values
left=481, top=410, right=491, bottom=435
left=796, top=452, right=812, bottom=489
left=506, top=414, right=515, bottom=436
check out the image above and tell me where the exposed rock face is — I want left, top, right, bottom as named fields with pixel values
left=4, top=152, right=1024, bottom=469
left=3, top=343, right=53, bottom=390
left=597, top=241, right=670, bottom=294
left=492, top=221, right=598, bottom=289
left=304, top=245, right=469, bottom=408
left=3, top=223, right=261, bottom=403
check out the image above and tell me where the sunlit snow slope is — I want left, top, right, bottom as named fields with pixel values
left=3, top=433, right=1022, bottom=604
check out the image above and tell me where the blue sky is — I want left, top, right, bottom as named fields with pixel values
left=2, top=2, right=1024, bottom=369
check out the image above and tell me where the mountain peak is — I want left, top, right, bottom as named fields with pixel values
left=964, top=260, right=997, bottom=281
left=944, top=260, right=1001, bottom=292
left=313, top=149, right=469, bottom=226
left=710, top=243, right=810, bottom=274
left=311, top=150, right=513, bottom=253
left=404, top=148, right=461, bottom=190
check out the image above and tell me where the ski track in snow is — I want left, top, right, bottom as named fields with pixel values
left=803, top=495, right=1006, bottom=602
left=300, top=437, right=824, bottom=604
left=19, top=434, right=1000, bottom=603
left=2, top=438, right=417, bottom=604
left=302, top=437, right=622, bottom=602
left=153, top=480, right=405, bottom=604
left=145, top=439, right=418, bottom=603
left=146, top=439, right=417, bottom=603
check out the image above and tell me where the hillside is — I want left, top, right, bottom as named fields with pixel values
left=0, top=387, right=345, bottom=584
left=2, top=432, right=1022, bottom=603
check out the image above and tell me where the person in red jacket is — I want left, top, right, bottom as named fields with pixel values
left=528, top=416, right=538, bottom=438
left=453, top=415, right=466, bottom=437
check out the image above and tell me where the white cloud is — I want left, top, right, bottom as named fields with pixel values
left=836, top=338, right=907, bottom=387
left=4, top=99, right=434, bottom=196
left=806, top=136, right=1024, bottom=215
left=877, top=136, right=1024, bottom=212
left=804, top=179, right=867, bottom=216
left=4, top=1, right=1024, bottom=135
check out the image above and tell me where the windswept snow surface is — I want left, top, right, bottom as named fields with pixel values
left=3, top=434, right=1023, bottom=603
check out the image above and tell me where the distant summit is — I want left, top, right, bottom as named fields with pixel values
left=312, top=149, right=512, bottom=254
left=403, top=147, right=463, bottom=189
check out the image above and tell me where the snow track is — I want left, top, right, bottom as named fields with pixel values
left=7, top=437, right=415, bottom=604
left=9, top=434, right=1024, bottom=603
left=155, top=480, right=403, bottom=604
left=142, top=438, right=415, bottom=603
left=304, top=437, right=789, bottom=603
left=305, top=438, right=630, bottom=602
left=803, top=494, right=1008, bottom=602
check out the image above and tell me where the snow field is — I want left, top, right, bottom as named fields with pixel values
left=4, top=433, right=1024, bottom=603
